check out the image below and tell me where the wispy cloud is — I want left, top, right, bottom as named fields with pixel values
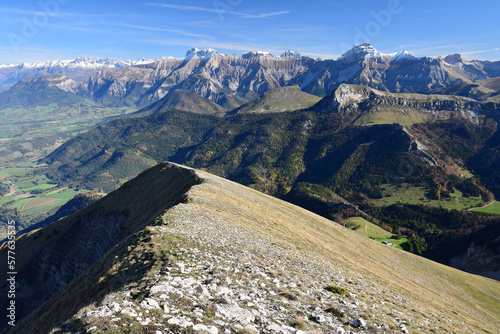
left=0, top=7, right=52, bottom=16
left=106, top=22, right=211, bottom=39
left=422, top=7, right=454, bottom=13
left=136, top=37, right=284, bottom=54
left=460, top=48, right=500, bottom=59
left=0, top=45, right=72, bottom=64
left=405, top=44, right=467, bottom=56
left=146, top=3, right=290, bottom=19
left=301, top=51, right=341, bottom=59
left=133, top=37, right=342, bottom=60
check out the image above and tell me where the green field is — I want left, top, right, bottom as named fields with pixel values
left=3, top=187, right=80, bottom=216
left=7, top=198, right=32, bottom=210
left=470, top=201, right=500, bottom=215
left=15, top=175, right=51, bottom=189
left=0, top=194, right=15, bottom=206
left=19, top=183, right=57, bottom=192
left=0, top=166, right=33, bottom=179
left=355, top=108, right=430, bottom=126
left=44, top=188, right=79, bottom=200
left=346, top=217, right=392, bottom=238
left=0, top=163, right=83, bottom=222
left=371, top=183, right=483, bottom=210
left=345, top=217, right=408, bottom=250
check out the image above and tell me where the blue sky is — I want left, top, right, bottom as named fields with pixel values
left=1, top=0, right=499, bottom=64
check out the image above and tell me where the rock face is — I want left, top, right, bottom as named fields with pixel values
left=81, top=44, right=500, bottom=108
left=18, top=74, right=80, bottom=93
left=313, top=83, right=495, bottom=123
left=5, top=44, right=496, bottom=108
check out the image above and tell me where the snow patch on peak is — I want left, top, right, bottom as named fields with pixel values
left=281, top=50, right=302, bottom=59
left=391, top=50, right=417, bottom=62
left=241, top=51, right=273, bottom=59
left=2, top=56, right=153, bottom=71
left=340, top=43, right=418, bottom=63
left=133, top=57, right=156, bottom=65
left=184, top=48, right=218, bottom=62
left=340, top=43, right=383, bottom=62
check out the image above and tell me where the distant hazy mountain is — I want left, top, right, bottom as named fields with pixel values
left=0, top=74, right=86, bottom=107
left=0, top=56, right=156, bottom=92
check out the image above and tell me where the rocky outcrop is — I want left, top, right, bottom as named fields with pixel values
left=313, top=84, right=494, bottom=124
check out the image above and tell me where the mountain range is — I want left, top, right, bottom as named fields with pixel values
left=0, top=56, right=156, bottom=91
left=2, top=43, right=500, bottom=109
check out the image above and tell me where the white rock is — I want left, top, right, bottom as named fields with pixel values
left=349, top=318, right=366, bottom=328
left=216, top=286, right=233, bottom=296
left=167, top=317, right=181, bottom=326
left=267, top=323, right=283, bottom=332
left=180, top=277, right=197, bottom=288
left=315, top=314, right=326, bottom=323
left=174, top=262, right=186, bottom=273
left=140, top=298, right=160, bottom=309
left=216, top=300, right=255, bottom=324
left=167, top=316, right=194, bottom=328
left=193, top=324, right=208, bottom=331
left=108, top=302, right=121, bottom=313
left=245, top=324, right=259, bottom=333
left=120, top=308, right=137, bottom=317
left=238, top=293, right=250, bottom=301
left=336, top=327, right=346, bottom=334
left=150, top=282, right=177, bottom=294
left=399, top=324, right=409, bottom=333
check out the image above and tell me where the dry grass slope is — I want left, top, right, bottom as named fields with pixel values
left=3, top=162, right=499, bottom=333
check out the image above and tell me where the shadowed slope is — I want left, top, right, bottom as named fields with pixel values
left=0, top=163, right=201, bottom=332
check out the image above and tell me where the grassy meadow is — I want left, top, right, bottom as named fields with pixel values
left=345, top=217, right=409, bottom=250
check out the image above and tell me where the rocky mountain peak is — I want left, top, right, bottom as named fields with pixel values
left=340, top=43, right=383, bottom=62
left=184, top=48, right=219, bottom=61
left=330, top=84, right=372, bottom=110
left=392, top=50, right=417, bottom=62
left=339, top=43, right=418, bottom=63
left=241, top=51, right=273, bottom=60
left=280, top=50, right=302, bottom=59
left=444, top=53, right=464, bottom=64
